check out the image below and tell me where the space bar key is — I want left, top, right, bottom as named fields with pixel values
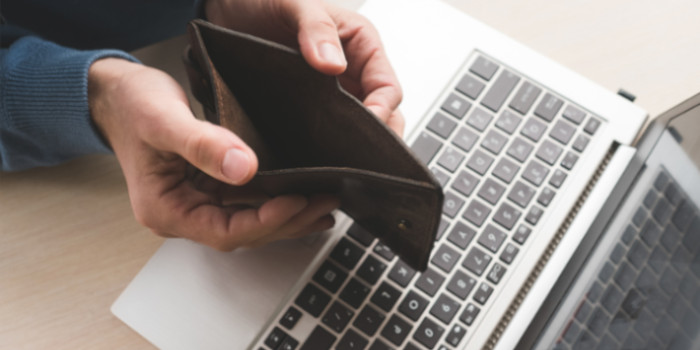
left=300, top=326, right=337, bottom=350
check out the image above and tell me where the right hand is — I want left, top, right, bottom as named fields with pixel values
left=88, top=58, right=340, bottom=249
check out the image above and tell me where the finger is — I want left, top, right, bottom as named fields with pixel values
left=254, top=195, right=340, bottom=245
left=278, top=0, right=347, bottom=75
left=145, top=102, right=258, bottom=185
left=384, top=109, right=406, bottom=138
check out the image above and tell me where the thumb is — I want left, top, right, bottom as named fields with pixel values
left=151, top=105, right=258, bottom=185
left=280, top=0, right=347, bottom=75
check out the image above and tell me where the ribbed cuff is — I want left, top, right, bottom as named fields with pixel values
left=0, top=36, right=140, bottom=170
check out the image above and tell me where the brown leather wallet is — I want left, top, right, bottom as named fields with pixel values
left=182, top=19, right=442, bottom=271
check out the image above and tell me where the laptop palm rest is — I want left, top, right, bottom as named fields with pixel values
left=111, top=231, right=332, bottom=350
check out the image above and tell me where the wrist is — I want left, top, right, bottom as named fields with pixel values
left=88, top=58, right=143, bottom=146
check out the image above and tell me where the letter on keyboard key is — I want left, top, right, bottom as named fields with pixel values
left=370, top=282, right=401, bottom=312
left=339, top=278, right=370, bottom=309
left=413, top=317, right=445, bottom=348
left=493, top=202, right=521, bottom=230
left=534, top=92, right=563, bottom=122
left=473, top=282, right=494, bottom=305
left=337, top=329, right=369, bottom=350
left=415, top=268, right=445, bottom=296
left=477, top=224, right=507, bottom=253
left=462, top=246, right=492, bottom=276
left=536, top=140, right=563, bottom=166
left=354, top=304, right=385, bottom=337
left=481, top=70, right=521, bottom=112
left=399, top=290, right=430, bottom=321
left=388, top=259, right=416, bottom=287
left=295, top=284, right=331, bottom=317
left=510, top=81, right=542, bottom=115
left=381, top=315, right=412, bottom=346
left=322, top=301, right=355, bottom=333
left=430, top=293, right=461, bottom=324
left=456, top=74, right=485, bottom=99
left=431, top=243, right=460, bottom=273
left=356, top=255, right=387, bottom=285
left=427, top=112, right=458, bottom=139
left=463, top=199, right=491, bottom=227
left=470, top=56, right=499, bottom=81
left=411, top=132, right=442, bottom=165
left=301, top=326, right=336, bottom=350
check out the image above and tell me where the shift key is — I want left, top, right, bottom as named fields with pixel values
left=481, top=70, right=521, bottom=112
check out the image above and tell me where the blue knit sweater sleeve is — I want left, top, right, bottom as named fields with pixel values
left=0, top=36, right=140, bottom=171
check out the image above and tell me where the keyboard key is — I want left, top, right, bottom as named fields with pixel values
left=388, top=259, right=416, bottom=288
left=572, top=134, right=590, bottom=153
left=436, top=218, right=450, bottom=241
left=500, top=243, right=519, bottom=264
left=357, top=255, right=387, bottom=285
left=522, top=160, right=549, bottom=187
left=373, top=242, right=395, bottom=261
left=643, top=189, right=657, bottom=209
left=563, top=105, right=586, bottom=125
left=462, top=199, right=491, bottom=227
left=452, top=170, right=479, bottom=197
left=371, top=282, right=401, bottom=312
left=437, top=147, right=465, bottom=173
left=337, top=329, right=369, bottom=350
left=537, top=187, right=556, bottom=207
left=399, top=290, right=430, bottom=321
left=427, top=112, right=458, bottom=139
left=664, top=181, right=684, bottom=206
left=456, top=74, right=485, bottom=99
left=493, top=202, right=521, bottom=231
left=584, top=117, right=601, bottom=135
left=481, top=70, right=521, bottom=112
left=413, top=317, right=445, bottom=349
left=442, top=191, right=465, bottom=218
left=441, top=93, right=471, bottom=119
left=473, top=282, right=494, bottom=305
left=536, top=140, right=563, bottom=165
left=340, top=278, right=370, bottom=309
left=331, top=238, right=365, bottom=270
left=534, top=92, right=563, bottom=122
left=411, top=132, right=442, bottom=165
left=467, top=150, right=493, bottom=175
left=447, top=221, right=476, bottom=250
left=430, top=293, right=461, bottom=324
left=381, top=315, right=412, bottom=346
left=613, top=261, right=635, bottom=291
left=654, top=171, right=669, bottom=190
left=652, top=197, right=672, bottom=226
left=521, top=117, right=547, bottom=142
left=295, top=284, right=331, bottom=317
left=354, top=305, right=385, bottom=337
left=550, top=119, right=576, bottom=145
left=347, top=224, right=375, bottom=247
left=265, top=327, right=288, bottom=349
left=459, top=303, right=481, bottom=326
left=601, top=284, right=624, bottom=314
left=525, top=205, right=544, bottom=225
left=278, top=336, right=299, bottom=350
left=672, top=201, right=696, bottom=231
left=445, top=324, right=467, bottom=347
left=492, top=157, right=520, bottom=184
left=478, top=224, right=507, bottom=253
left=300, top=326, right=336, bottom=350
left=470, top=56, right=499, bottom=81
left=313, top=260, right=348, bottom=293
left=431, top=244, right=461, bottom=273
left=549, top=169, right=567, bottom=188
left=487, top=262, right=507, bottom=284
left=561, top=151, right=579, bottom=170
left=639, top=220, right=661, bottom=247
left=627, top=240, right=649, bottom=269
left=510, top=81, right=542, bottom=115
left=466, top=107, right=494, bottom=131
left=481, top=129, right=508, bottom=155
left=512, top=225, right=532, bottom=244
left=506, top=137, right=534, bottom=163
left=415, top=268, right=445, bottom=297
left=280, top=306, right=302, bottom=330
left=322, top=301, right=355, bottom=333
left=447, top=270, right=477, bottom=300
left=477, top=178, right=506, bottom=205
left=508, top=180, right=536, bottom=208
left=451, top=126, right=479, bottom=152
left=495, top=109, right=522, bottom=134
left=368, top=339, right=392, bottom=350
left=463, top=246, right=492, bottom=276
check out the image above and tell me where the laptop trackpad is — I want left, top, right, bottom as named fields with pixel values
left=111, top=231, right=332, bottom=350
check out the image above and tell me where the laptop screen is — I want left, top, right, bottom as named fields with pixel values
left=528, top=98, right=700, bottom=349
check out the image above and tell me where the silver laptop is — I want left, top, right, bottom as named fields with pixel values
left=111, top=0, right=700, bottom=348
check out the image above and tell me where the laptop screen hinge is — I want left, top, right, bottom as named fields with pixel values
left=483, top=142, right=619, bottom=350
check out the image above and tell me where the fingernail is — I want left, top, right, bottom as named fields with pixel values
left=319, top=42, right=346, bottom=67
left=222, top=148, right=251, bottom=183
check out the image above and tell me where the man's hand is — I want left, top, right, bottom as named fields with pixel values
left=89, top=58, right=339, bottom=249
left=205, top=0, right=405, bottom=136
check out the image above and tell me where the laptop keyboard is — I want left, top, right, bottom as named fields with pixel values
left=553, top=168, right=700, bottom=350
left=257, top=54, right=603, bottom=350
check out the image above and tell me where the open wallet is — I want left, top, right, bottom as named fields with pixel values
left=182, top=19, right=443, bottom=271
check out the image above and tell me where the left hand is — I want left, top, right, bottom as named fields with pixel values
left=205, top=0, right=405, bottom=136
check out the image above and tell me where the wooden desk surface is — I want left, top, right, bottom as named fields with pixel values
left=2, top=1, right=700, bottom=348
